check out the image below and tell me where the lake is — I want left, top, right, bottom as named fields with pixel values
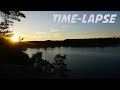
left=25, top=46, right=120, bottom=79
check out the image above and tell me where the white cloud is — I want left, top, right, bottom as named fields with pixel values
left=61, top=25, right=72, bottom=28
left=50, top=29, right=58, bottom=32
left=35, top=32, right=47, bottom=34
left=52, top=33, right=61, bottom=37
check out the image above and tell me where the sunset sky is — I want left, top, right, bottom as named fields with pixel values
left=9, top=11, right=120, bottom=41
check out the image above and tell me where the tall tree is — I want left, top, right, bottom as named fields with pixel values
left=0, top=11, right=26, bottom=37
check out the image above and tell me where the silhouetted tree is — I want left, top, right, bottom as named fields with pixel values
left=29, top=52, right=70, bottom=78
left=0, top=11, right=26, bottom=37
left=31, top=52, right=54, bottom=72
left=52, top=54, right=71, bottom=79
left=52, top=54, right=68, bottom=71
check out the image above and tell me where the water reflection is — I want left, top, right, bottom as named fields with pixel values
left=25, top=46, right=120, bottom=79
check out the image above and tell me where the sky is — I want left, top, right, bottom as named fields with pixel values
left=8, top=11, right=120, bottom=41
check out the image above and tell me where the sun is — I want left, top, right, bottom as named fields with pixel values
left=11, top=35, right=19, bottom=42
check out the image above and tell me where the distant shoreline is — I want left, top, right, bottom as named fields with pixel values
left=17, top=38, right=120, bottom=48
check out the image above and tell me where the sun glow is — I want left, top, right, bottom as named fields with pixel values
left=11, top=35, right=19, bottom=42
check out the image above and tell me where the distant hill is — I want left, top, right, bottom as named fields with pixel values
left=19, top=38, right=120, bottom=48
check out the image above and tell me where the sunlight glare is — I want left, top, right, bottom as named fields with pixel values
left=11, top=35, right=19, bottom=42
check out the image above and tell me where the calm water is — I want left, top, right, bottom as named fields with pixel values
left=25, top=46, right=120, bottom=79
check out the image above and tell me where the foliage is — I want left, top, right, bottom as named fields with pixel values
left=52, top=54, right=67, bottom=71
left=0, top=11, right=26, bottom=37
left=31, top=52, right=69, bottom=74
left=31, top=52, right=54, bottom=72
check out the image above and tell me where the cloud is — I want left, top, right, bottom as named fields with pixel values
left=52, top=33, right=61, bottom=37
left=24, top=32, right=64, bottom=41
left=61, top=25, right=72, bottom=28
left=35, top=32, right=47, bottom=34
left=50, top=29, right=58, bottom=32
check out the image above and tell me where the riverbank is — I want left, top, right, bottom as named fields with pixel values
left=18, top=38, right=120, bottom=48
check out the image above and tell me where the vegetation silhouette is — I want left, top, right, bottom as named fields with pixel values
left=19, top=37, right=120, bottom=48
left=52, top=54, right=70, bottom=79
left=0, top=11, right=120, bottom=79
left=0, top=11, right=28, bottom=65
left=31, top=52, right=54, bottom=72
left=30, top=52, right=70, bottom=79
left=0, top=11, right=25, bottom=37
left=53, top=54, right=67, bottom=71
left=0, top=39, right=70, bottom=79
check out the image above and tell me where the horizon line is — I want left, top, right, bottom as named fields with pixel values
left=22, top=37, right=120, bottom=42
